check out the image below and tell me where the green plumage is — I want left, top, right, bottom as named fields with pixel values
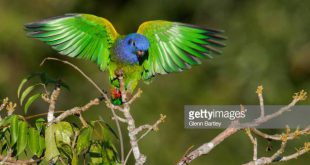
left=137, top=21, right=225, bottom=79
left=25, top=14, right=118, bottom=70
left=25, top=14, right=225, bottom=105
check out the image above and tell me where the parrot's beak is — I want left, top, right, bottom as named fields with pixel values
left=136, top=50, right=145, bottom=56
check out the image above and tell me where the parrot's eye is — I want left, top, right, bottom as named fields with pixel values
left=128, top=39, right=136, bottom=46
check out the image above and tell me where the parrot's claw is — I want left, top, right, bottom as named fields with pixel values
left=115, top=69, right=124, bottom=77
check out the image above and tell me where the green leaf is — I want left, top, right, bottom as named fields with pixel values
left=45, top=124, right=60, bottom=162
left=24, top=93, right=41, bottom=114
left=20, top=85, right=36, bottom=105
left=55, top=122, right=73, bottom=146
left=17, top=78, right=28, bottom=99
left=54, top=122, right=73, bottom=159
left=92, top=121, right=113, bottom=141
left=16, top=121, right=28, bottom=156
left=37, top=136, right=45, bottom=157
left=89, top=142, right=103, bottom=164
left=71, top=152, right=79, bottom=165
left=28, top=127, right=40, bottom=156
left=76, top=126, right=93, bottom=155
left=103, top=141, right=119, bottom=164
left=35, top=118, right=45, bottom=133
left=102, top=125, right=113, bottom=142
left=91, top=122, right=103, bottom=141
left=0, top=115, right=13, bottom=127
left=106, top=147, right=115, bottom=161
left=10, top=115, right=19, bottom=146
left=3, top=131, right=10, bottom=152
left=98, top=116, right=119, bottom=140
left=58, top=145, right=72, bottom=160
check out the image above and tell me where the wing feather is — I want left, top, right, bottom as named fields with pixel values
left=25, top=14, right=119, bottom=70
left=137, top=20, right=225, bottom=80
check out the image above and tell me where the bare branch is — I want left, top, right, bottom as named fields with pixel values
left=251, top=125, right=310, bottom=141
left=47, top=87, right=61, bottom=126
left=133, top=125, right=153, bottom=135
left=243, top=140, right=289, bottom=165
left=177, top=88, right=308, bottom=165
left=25, top=111, right=65, bottom=120
left=124, top=114, right=166, bottom=165
left=52, top=98, right=100, bottom=123
left=243, top=129, right=309, bottom=165
left=245, top=128, right=257, bottom=161
left=112, top=115, right=127, bottom=123
left=137, top=114, right=166, bottom=141
left=281, top=142, right=309, bottom=161
left=177, top=122, right=240, bottom=165
left=127, top=89, right=143, bottom=105
left=78, top=113, right=88, bottom=127
left=0, top=154, right=41, bottom=165
left=122, top=103, right=146, bottom=165
left=117, top=74, right=156, bottom=165
left=256, top=85, right=265, bottom=118
left=115, top=73, right=146, bottom=164
left=41, top=93, right=51, bottom=103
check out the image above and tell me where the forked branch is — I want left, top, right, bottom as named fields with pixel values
left=177, top=86, right=309, bottom=165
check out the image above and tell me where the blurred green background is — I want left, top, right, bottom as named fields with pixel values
left=0, top=0, right=309, bottom=164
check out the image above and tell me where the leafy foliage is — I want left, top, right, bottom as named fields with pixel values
left=0, top=77, right=120, bottom=164
left=17, top=72, right=70, bottom=114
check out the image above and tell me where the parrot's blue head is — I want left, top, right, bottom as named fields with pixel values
left=122, top=33, right=150, bottom=64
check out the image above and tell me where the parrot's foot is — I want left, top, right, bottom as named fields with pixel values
left=114, top=69, right=124, bottom=77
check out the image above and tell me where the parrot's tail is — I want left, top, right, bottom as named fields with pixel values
left=111, top=87, right=122, bottom=105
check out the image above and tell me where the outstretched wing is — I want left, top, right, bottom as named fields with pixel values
left=137, top=20, right=225, bottom=80
left=25, top=14, right=119, bottom=70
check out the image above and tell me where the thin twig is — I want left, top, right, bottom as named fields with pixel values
left=40, top=57, right=108, bottom=100
left=256, top=85, right=265, bottom=118
left=281, top=143, right=309, bottom=161
left=127, top=89, right=143, bottom=105
left=25, top=111, right=65, bottom=120
left=270, top=139, right=287, bottom=161
left=112, top=115, right=127, bottom=123
left=242, top=140, right=290, bottom=165
left=245, top=128, right=257, bottom=161
left=251, top=125, right=310, bottom=141
left=124, top=114, right=166, bottom=165
left=78, top=113, right=88, bottom=127
left=137, top=114, right=166, bottom=141
left=52, top=98, right=100, bottom=123
left=72, top=130, right=80, bottom=150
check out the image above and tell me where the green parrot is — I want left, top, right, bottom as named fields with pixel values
left=25, top=14, right=225, bottom=105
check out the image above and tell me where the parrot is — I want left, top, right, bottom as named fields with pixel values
left=25, top=14, right=225, bottom=105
